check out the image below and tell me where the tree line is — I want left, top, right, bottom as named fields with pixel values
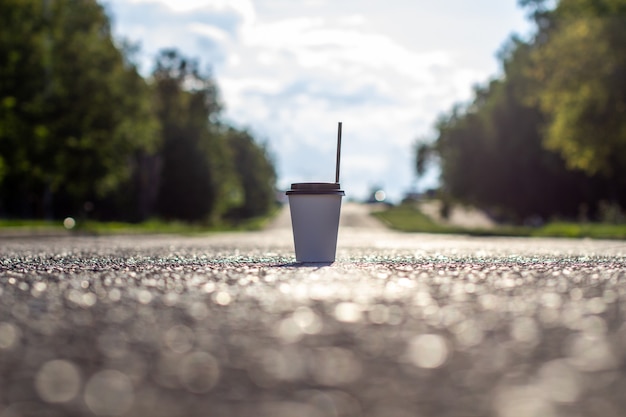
left=417, top=0, right=626, bottom=224
left=0, top=0, right=276, bottom=223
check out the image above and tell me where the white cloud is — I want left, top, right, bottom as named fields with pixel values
left=218, top=15, right=478, bottom=159
left=242, top=17, right=452, bottom=82
left=188, top=23, right=231, bottom=43
left=213, top=14, right=482, bottom=197
left=338, top=14, right=367, bottom=26
left=125, top=0, right=255, bottom=23
left=107, top=0, right=532, bottom=201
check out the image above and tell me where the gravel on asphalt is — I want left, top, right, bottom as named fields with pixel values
left=1, top=206, right=626, bottom=417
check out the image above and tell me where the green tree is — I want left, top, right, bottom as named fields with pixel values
left=152, top=49, right=241, bottom=223
left=1, top=0, right=49, bottom=216
left=424, top=36, right=603, bottom=222
left=0, top=0, right=158, bottom=218
left=418, top=0, right=626, bottom=221
left=526, top=0, right=626, bottom=181
left=1, top=1, right=277, bottom=223
left=225, top=128, right=277, bottom=219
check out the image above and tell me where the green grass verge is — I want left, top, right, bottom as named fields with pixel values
left=79, top=215, right=272, bottom=235
left=372, top=204, right=457, bottom=234
left=372, top=203, right=626, bottom=240
left=0, top=208, right=279, bottom=236
left=0, top=219, right=65, bottom=232
left=532, top=222, right=626, bottom=239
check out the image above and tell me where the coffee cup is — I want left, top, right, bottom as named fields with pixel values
left=286, top=182, right=345, bottom=262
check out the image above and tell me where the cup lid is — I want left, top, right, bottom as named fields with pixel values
left=286, top=182, right=345, bottom=195
left=291, top=182, right=340, bottom=190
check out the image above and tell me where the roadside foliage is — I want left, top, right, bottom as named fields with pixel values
left=0, top=0, right=276, bottom=224
left=417, top=0, right=626, bottom=223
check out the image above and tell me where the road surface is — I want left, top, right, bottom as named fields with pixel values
left=1, top=203, right=626, bottom=417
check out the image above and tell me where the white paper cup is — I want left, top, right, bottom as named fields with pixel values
left=287, top=183, right=345, bottom=262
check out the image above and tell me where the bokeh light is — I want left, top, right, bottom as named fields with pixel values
left=178, top=351, right=220, bottom=393
left=63, top=217, right=76, bottom=229
left=34, top=360, right=81, bottom=403
left=84, top=370, right=134, bottom=416
left=0, top=322, right=19, bottom=350
left=407, top=333, right=449, bottom=369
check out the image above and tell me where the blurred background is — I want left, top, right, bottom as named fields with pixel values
left=1, top=0, right=625, bottom=226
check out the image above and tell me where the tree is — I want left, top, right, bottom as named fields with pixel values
left=526, top=0, right=626, bottom=185
left=225, top=128, right=277, bottom=219
left=152, top=49, right=242, bottom=223
left=0, top=2, right=277, bottom=223
left=1, top=0, right=49, bottom=216
left=0, top=0, right=158, bottom=218
left=424, top=35, right=604, bottom=222
left=418, top=0, right=626, bottom=222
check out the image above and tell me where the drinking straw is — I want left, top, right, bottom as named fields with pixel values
left=335, top=122, right=342, bottom=184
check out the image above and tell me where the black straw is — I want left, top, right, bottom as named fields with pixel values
left=335, top=122, right=342, bottom=184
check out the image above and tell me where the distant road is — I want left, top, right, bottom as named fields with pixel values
left=1, top=203, right=625, bottom=417
left=268, top=202, right=387, bottom=230
left=418, top=199, right=496, bottom=229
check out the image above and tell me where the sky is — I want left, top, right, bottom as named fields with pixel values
left=103, top=0, right=534, bottom=202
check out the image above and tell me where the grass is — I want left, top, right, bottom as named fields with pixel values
left=79, top=216, right=271, bottom=235
left=0, top=208, right=279, bottom=236
left=532, top=222, right=626, bottom=239
left=0, top=219, right=65, bottom=232
left=372, top=203, right=626, bottom=240
left=372, top=204, right=458, bottom=234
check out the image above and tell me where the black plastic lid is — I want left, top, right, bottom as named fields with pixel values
left=286, top=182, right=345, bottom=195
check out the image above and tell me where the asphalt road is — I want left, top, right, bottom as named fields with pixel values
left=1, top=203, right=626, bottom=417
